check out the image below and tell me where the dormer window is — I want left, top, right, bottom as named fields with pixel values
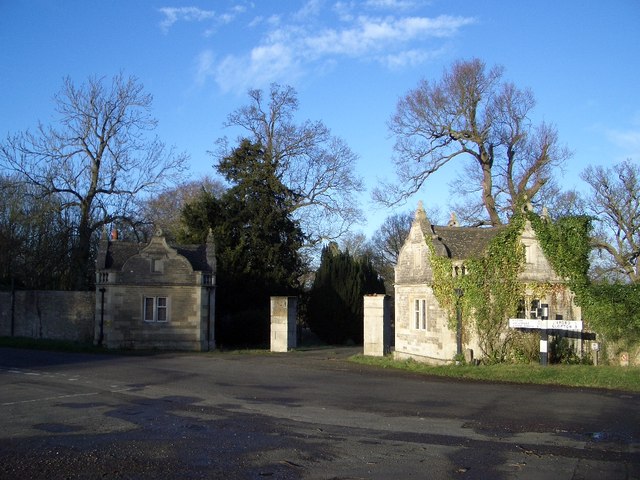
left=524, top=244, right=533, bottom=264
left=414, top=248, right=422, bottom=270
left=151, top=258, right=164, bottom=273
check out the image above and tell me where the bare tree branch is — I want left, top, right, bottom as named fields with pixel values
left=582, top=160, right=640, bottom=283
left=381, top=58, right=570, bottom=225
left=0, top=73, right=189, bottom=289
left=218, top=83, right=364, bottom=246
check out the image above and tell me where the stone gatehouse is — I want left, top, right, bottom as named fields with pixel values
left=95, top=229, right=216, bottom=351
left=393, top=202, right=581, bottom=364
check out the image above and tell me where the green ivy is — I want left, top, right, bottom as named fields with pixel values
left=527, top=214, right=591, bottom=288
left=427, top=210, right=640, bottom=362
left=529, top=214, right=640, bottom=348
left=581, top=283, right=640, bottom=350
left=427, top=215, right=526, bottom=362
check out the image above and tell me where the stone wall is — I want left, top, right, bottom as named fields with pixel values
left=98, top=284, right=212, bottom=351
left=393, top=284, right=463, bottom=364
left=0, top=290, right=95, bottom=342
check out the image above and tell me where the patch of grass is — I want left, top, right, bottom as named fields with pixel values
left=350, top=354, right=640, bottom=393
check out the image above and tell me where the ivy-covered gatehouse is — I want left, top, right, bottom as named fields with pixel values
left=394, top=202, right=593, bottom=365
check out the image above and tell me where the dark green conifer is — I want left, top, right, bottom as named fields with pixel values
left=181, top=140, right=305, bottom=346
left=307, top=244, right=385, bottom=344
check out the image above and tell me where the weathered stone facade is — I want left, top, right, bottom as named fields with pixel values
left=270, top=296, right=297, bottom=352
left=363, top=294, right=392, bottom=356
left=394, top=203, right=581, bottom=364
left=0, top=290, right=94, bottom=342
left=95, top=229, right=216, bottom=351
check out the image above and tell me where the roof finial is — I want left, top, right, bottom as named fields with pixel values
left=541, top=206, right=550, bottom=222
left=415, top=200, right=427, bottom=221
left=414, top=200, right=433, bottom=236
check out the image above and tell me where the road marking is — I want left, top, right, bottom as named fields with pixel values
left=1, top=391, right=100, bottom=406
left=1, top=367, right=136, bottom=405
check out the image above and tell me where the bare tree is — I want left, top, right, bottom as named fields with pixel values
left=366, top=210, right=413, bottom=293
left=338, top=232, right=370, bottom=259
left=370, top=211, right=413, bottom=267
left=0, top=175, right=75, bottom=289
left=375, top=58, right=570, bottom=226
left=217, top=83, right=364, bottom=245
left=582, top=160, right=640, bottom=283
left=0, top=74, right=189, bottom=289
left=139, top=176, right=225, bottom=242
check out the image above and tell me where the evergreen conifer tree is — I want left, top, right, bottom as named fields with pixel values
left=181, top=140, right=305, bottom=346
left=307, top=243, right=385, bottom=344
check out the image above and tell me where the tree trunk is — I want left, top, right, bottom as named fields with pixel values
left=480, top=149, right=502, bottom=226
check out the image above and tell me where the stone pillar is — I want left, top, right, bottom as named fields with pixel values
left=363, top=294, right=391, bottom=356
left=270, top=296, right=297, bottom=352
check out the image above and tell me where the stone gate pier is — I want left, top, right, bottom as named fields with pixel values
left=270, top=296, right=297, bottom=352
left=363, top=294, right=392, bottom=356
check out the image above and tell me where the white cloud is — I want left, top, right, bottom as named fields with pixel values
left=381, top=47, right=443, bottom=69
left=158, top=7, right=216, bottom=33
left=220, top=4, right=248, bottom=24
left=597, top=112, right=640, bottom=162
left=606, top=127, right=640, bottom=161
left=607, top=129, right=640, bottom=147
left=364, top=0, right=420, bottom=10
left=194, top=49, right=216, bottom=85
left=303, top=15, right=474, bottom=57
left=294, top=0, right=324, bottom=21
left=159, top=4, right=248, bottom=35
left=191, top=4, right=475, bottom=93
left=212, top=43, right=302, bottom=94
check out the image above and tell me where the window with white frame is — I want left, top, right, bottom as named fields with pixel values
left=414, top=299, right=427, bottom=330
left=144, top=296, right=169, bottom=322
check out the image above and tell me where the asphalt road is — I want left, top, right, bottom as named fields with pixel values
left=0, top=346, right=638, bottom=480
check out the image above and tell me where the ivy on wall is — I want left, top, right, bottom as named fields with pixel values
left=426, top=215, right=527, bottom=362
left=424, top=211, right=636, bottom=363
left=528, top=214, right=591, bottom=288
left=531, top=214, right=640, bottom=350
left=583, top=283, right=640, bottom=350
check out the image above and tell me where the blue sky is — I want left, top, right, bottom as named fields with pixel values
left=1, top=0, right=639, bottom=236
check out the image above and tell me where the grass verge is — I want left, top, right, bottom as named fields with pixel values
left=350, top=354, right=640, bottom=393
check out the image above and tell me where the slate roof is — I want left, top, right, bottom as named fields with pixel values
left=101, top=241, right=141, bottom=270
left=431, top=225, right=507, bottom=260
left=99, top=240, right=212, bottom=272
left=175, top=244, right=211, bottom=271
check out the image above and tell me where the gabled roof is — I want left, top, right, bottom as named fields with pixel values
left=175, top=244, right=211, bottom=271
left=432, top=225, right=507, bottom=260
left=101, top=241, right=142, bottom=270
left=96, top=230, right=214, bottom=272
left=410, top=202, right=507, bottom=260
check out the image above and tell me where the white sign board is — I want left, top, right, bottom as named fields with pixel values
left=545, top=320, right=583, bottom=331
left=508, top=318, right=540, bottom=329
left=508, top=319, right=583, bottom=332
